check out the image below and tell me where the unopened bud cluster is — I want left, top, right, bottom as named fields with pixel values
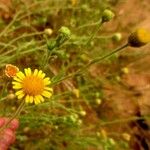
left=47, top=26, right=71, bottom=51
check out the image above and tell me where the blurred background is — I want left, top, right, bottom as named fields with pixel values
left=0, top=0, right=150, bottom=149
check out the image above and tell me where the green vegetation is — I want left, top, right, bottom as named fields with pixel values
left=0, top=0, right=150, bottom=149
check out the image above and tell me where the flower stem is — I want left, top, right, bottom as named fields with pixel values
left=0, top=100, right=25, bottom=133
left=52, top=43, right=128, bottom=85
left=80, top=43, right=129, bottom=72
left=86, top=20, right=103, bottom=46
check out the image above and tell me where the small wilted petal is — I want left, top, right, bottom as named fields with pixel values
left=5, top=64, right=19, bottom=78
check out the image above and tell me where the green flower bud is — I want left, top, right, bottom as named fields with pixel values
left=109, top=138, right=116, bottom=145
left=95, top=92, right=100, bottom=98
left=55, top=50, right=70, bottom=60
left=102, top=9, right=115, bottom=22
left=69, top=115, right=77, bottom=123
left=112, top=33, right=122, bottom=42
left=58, top=26, right=71, bottom=39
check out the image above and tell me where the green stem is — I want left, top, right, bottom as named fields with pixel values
left=81, top=43, right=128, bottom=72
left=0, top=100, right=25, bottom=133
left=99, top=115, right=150, bottom=126
left=52, top=43, right=128, bottom=85
left=86, top=20, right=103, bottom=46
left=77, top=21, right=100, bottom=29
left=0, top=11, right=22, bottom=37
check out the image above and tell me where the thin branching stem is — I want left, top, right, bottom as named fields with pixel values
left=0, top=100, right=25, bottom=134
left=86, top=19, right=103, bottom=46
left=52, top=43, right=128, bottom=85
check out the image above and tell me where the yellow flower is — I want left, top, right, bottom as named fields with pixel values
left=12, top=68, right=53, bottom=105
left=128, top=28, right=150, bottom=47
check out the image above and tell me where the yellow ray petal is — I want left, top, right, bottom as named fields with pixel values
left=15, top=90, right=24, bottom=96
left=12, top=81, right=22, bottom=86
left=29, top=96, right=34, bottom=103
left=24, top=68, right=32, bottom=76
left=33, top=69, right=38, bottom=76
left=34, top=96, right=41, bottom=105
left=13, top=77, right=22, bottom=82
left=41, top=73, right=46, bottom=79
left=44, top=87, right=53, bottom=92
left=44, top=77, right=51, bottom=85
left=25, top=95, right=30, bottom=103
left=16, top=71, right=25, bottom=80
left=17, top=93, right=25, bottom=99
left=37, top=70, right=43, bottom=78
left=13, top=85, right=22, bottom=89
left=37, top=95, right=44, bottom=102
left=42, top=91, right=52, bottom=98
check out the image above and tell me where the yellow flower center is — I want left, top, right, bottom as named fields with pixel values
left=137, top=28, right=150, bottom=44
left=22, top=75, right=44, bottom=96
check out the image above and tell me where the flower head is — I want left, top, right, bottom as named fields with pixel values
left=44, top=28, right=53, bottom=36
left=102, top=9, right=115, bottom=22
left=128, top=28, right=150, bottom=47
left=12, top=68, right=53, bottom=105
left=112, top=33, right=122, bottom=42
left=5, top=64, right=19, bottom=77
left=58, top=26, right=71, bottom=39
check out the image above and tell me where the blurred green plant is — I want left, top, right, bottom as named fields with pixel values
left=0, top=0, right=149, bottom=150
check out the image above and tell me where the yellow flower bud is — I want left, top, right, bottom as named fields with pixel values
left=23, top=127, right=30, bottom=133
left=122, top=133, right=131, bottom=141
left=44, top=28, right=53, bottom=36
left=100, top=129, right=107, bottom=140
left=77, top=119, right=82, bottom=126
left=121, top=67, right=129, bottom=74
left=115, top=75, right=121, bottom=82
left=72, top=88, right=80, bottom=98
left=128, top=28, right=150, bottom=47
left=7, top=93, right=16, bottom=100
left=79, top=110, right=86, bottom=116
left=71, top=0, right=77, bottom=6
left=95, top=98, right=102, bottom=105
